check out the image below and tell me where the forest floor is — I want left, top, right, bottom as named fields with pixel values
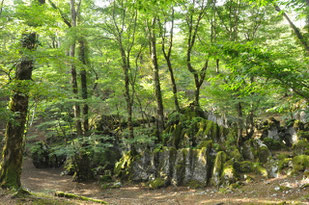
left=1, top=158, right=308, bottom=205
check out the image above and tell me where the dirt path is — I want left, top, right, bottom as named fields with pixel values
left=21, top=159, right=309, bottom=205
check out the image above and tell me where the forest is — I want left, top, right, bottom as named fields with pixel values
left=0, top=0, right=308, bottom=204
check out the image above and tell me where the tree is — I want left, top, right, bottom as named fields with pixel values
left=184, top=0, right=209, bottom=107
left=0, top=0, right=45, bottom=190
left=158, top=7, right=181, bottom=112
left=147, top=16, right=165, bottom=137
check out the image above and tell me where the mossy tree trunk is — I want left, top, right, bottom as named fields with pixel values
left=0, top=33, right=37, bottom=189
left=78, top=38, right=89, bottom=135
left=149, top=17, right=165, bottom=138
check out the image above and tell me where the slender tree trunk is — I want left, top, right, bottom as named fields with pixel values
left=78, top=39, right=89, bottom=134
left=275, top=5, right=309, bottom=54
left=119, top=47, right=134, bottom=140
left=159, top=9, right=180, bottom=112
left=70, top=0, right=82, bottom=136
left=194, top=75, right=201, bottom=107
left=216, top=59, right=220, bottom=73
left=236, top=101, right=243, bottom=145
left=150, top=18, right=165, bottom=137
left=166, top=59, right=180, bottom=111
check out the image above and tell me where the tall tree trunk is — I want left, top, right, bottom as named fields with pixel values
left=70, top=0, right=82, bottom=136
left=186, top=1, right=208, bottom=107
left=120, top=47, right=134, bottom=140
left=159, top=9, right=180, bottom=112
left=0, top=34, right=36, bottom=189
left=150, top=17, right=165, bottom=138
left=166, top=59, right=180, bottom=111
left=236, top=101, right=243, bottom=145
left=194, top=75, right=201, bottom=107
left=0, top=0, right=45, bottom=190
left=78, top=39, right=89, bottom=134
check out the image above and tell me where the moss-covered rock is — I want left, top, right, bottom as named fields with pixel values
left=148, top=177, right=166, bottom=189
left=262, top=137, right=285, bottom=151
left=211, top=151, right=227, bottom=186
left=197, top=140, right=213, bottom=149
left=190, top=147, right=210, bottom=185
left=258, top=145, right=271, bottom=163
left=234, top=161, right=254, bottom=173
left=156, top=146, right=177, bottom=184
left=114, top=151, right=136, bottom=180
left=278, top=158, right=292, bottom=172
left=171, top=149, right=186, bottom=185
left=265, top=158, right=279, bottom=178
left=292, top=155, right=309, bottom=173
left=253, top=163, right=268, bottom=177
left=292, top=139, right=309, bottom=155
left=186, top=180, right=205, bottom=188
left=226, top=145, right=243, bottom=162
left=234, top=161, right=267, bottom=177
left=221, top=161, right=237, bottom=185
left=241, top=140, right=256, bottom=161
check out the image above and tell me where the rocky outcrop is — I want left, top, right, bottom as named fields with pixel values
left=114, top=109, right=309, bottom=188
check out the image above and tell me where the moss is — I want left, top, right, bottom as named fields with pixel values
left=293, top=120, right=304, bottom=129
left=252, top=163, right=268, bottom=177
left=55, top=191, right=107, bottom=204
left=186, top=180, right=205, bottom=188
left=197, top=140, right=213, bottom=149
left=172, top=124, right=184, bottom=148
left=277, top=153, right=291, bottom=160
left=292, top=155, right=309, bottom=173
left=278, top=158, right=292, bottom=170
left=234, top=161, right=254, bottom=173
left=211, top=151, right=227, bottom=186
left=63, top=158, right=74, bottom=175
left=258, top=145, right=271, bottom=163
left=226, top=146, right=243, bottom=161
left=292, top=139, right=309, bottom=155
left=297, top=130, right=309, bottom=140
left=263, top=137, right=285, bottom=151
left=204, top=120, right=220, bottom=141
left=221, top=163, right=236, bottom=185
left=114, top=151, right=137, bottom=179
left=0, top=161, right=21, bottom=190
left=148, top=178, right=166, bottom=189
left=101, top=182, right=121, bottom=189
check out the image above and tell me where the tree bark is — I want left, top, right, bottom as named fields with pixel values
left=120, top=46, right=134, bottom=140
left=0, top=33, right=36, bottom=189
left=78, top=39, right=89, bottom=134
left=70, top=0, right=82, bottom=136
left=0, top=0, right=46, bottom=189
left=159, top=9, right=180, bottom=112
left=186, top=0, right=208, bottom=107
left=150, top=17, right=165, bottom=138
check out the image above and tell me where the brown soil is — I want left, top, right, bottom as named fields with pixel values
left=20, top=159, right=309, bottom=205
